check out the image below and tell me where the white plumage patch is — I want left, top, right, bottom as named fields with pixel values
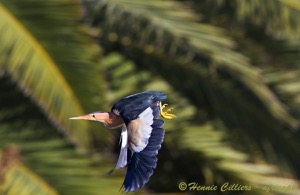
left=112, top=109, right=120, bottom=115
left=128, top=107, right=154, bottom=152
left=113, top=107, right=154, bottom=171
left=115, top=125, right=128, bottom=169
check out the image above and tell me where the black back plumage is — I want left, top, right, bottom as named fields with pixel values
left=111, top=91, right=166, bottom=124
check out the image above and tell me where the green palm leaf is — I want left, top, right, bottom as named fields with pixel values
left=233, top=0, right=300, bottom=40
left=0, top=77, right=123, bottom=195
left=88, top=0, right=298, bottom=128
left=0, top=1, right=107, bottom=149
left=101, top=52, right=300, bottom=194
left=1, top=0, right=300, bottom=194
left=88, top=0, right=300, bottom=175
left=1, top=158, right=58, bottom=195
left=180, top=123, right=300, bottom=194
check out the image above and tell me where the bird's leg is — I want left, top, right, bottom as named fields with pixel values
left=120, top=185, right=126, bottom=193
left=159, top=102, right=176, bottom=119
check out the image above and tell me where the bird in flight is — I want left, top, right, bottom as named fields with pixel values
left=70, top=91, right=175, bottom=192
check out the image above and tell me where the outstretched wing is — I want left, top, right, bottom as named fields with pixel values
left=111, top=91, right=167, bottom=192
left=121, top=104, right=165, bottom=193
left=112, top=102, right=162, bottom=170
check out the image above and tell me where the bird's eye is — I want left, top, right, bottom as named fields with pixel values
left=92, top=114, right=95, bottom=118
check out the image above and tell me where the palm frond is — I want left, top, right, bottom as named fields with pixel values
left=87, top=0, right=300, bottom=176
left=0, top=140, right=123, bottom=195
left=0, top=75, right=123, bottom=195
left=1, top=165, right=58, bottom=195
left=196, top=0, right=300, bottom=41
left=265, top=69, right=300, bottom=124
left=180, top=122, right=300, bottom=194
left=88, top=0, right=298, bottom=129
left=0, top=1, right=106, bottom=149
left=101, top=52, right=300, bottom=194
left=234, top=0, right=300, bottom=40
left=101, top=53, right=150, bottom=101
left=0, top=146, right=58, bottom=195
left=0, top=114, right=123, bottom=195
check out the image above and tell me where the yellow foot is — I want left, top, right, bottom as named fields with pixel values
left=159, top=102, right=176, bottom=119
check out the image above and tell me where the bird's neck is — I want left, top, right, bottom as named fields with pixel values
left=104, top=112, right=124, bottom=129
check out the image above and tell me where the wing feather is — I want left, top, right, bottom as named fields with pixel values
left=109, top=92, right=167, bottom=193
left=122, top=105, right=165, bottom=193
left=113, top=125, right=128, bottom=171
left=127, top=107, right=154, bottom=152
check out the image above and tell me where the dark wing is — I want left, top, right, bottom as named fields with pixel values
left=121, top=104, right=165, bottom=193
left=111, top=91, right=166, bottom=192
left=111, top=102, right=161, bottom=172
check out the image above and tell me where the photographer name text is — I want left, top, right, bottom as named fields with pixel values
left=178, top=182, right=297, bottom=192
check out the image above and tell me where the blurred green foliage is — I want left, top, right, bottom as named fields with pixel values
left=1, top=0, right=300, bottom=194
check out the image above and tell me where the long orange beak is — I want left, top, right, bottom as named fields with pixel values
left=69, top=114, right=94, bottom=120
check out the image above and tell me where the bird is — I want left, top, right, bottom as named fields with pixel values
left=69, top=90, right=175, bottom=192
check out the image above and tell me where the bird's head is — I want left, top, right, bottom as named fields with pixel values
left=69, top=111, right=124, bottom=129
left=69, top=112, right=109, bottom=123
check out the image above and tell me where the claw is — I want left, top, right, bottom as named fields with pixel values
left=159, top=102, right=176, bottom=119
